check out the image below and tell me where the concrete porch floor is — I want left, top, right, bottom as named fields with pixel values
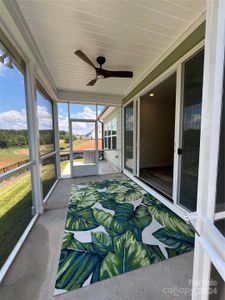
left=0, top=173, right=193, bottom=300
left=62, top=160, right=120, bottom=177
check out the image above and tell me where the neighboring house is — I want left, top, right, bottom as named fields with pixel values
left=84, top=131, right=93, bottom=139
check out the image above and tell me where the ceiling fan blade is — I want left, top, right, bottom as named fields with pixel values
left=75, top=50, right=96, bottom=69
left=87, top=78, right=98, bottom=86
left=102, top=70, right=133, bottom=78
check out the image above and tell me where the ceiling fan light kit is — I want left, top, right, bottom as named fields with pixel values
left=75, top=50, right=133, bottom=86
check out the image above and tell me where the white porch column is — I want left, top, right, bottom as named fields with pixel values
left=192, top=0, right=225, bottom=299
left=53, top=101, right=61, bottom=179
left=25, top=61, right=43, bottom=214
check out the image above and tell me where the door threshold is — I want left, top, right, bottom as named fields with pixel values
left=138, top=176, right=173, bottom=202
left=123, top=169, right=188, bottom=220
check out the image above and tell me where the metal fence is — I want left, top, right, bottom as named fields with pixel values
left=0, top=159, right=30, bottom=175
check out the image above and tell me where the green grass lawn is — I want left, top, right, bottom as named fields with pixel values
left=0, top=163, right=58, bottom=268
left=0, top=144, right=55, bottom=170
left=0, top=153, right=97, bottom=268
left=0, top=148, right=29, bottom=170
left=41, top=163, right=57, bottom=199
left=0, top=170, right=32, bottom=268
left=60, top=160, right=69, bottom=173
left=0, top=147, right=28, bottom=160
left=59, top=140, right=70, bottom=151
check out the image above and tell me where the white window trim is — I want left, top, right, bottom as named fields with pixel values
left=104, top=117, right=117, bottom=150
left=37, top=86, right=58, bottom=203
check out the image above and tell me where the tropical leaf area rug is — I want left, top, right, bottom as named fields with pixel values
left=54, top=178, right=194, bottom=295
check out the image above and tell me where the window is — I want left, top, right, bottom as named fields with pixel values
left=36, top=83, right=57, bottom=199
left=36, top=88, right=55, bottom=156
left=179, top=50, right=204, bottom=211
left=0, top=47, right=29, bottom=172
left=41, top=155, right=57, bottom=198
left=124, top=102, right=134, bottom=172
left=213, top=64, right=225, bottom=238
left=139, top=73, right=176, bottom=198
left=0, top=41, right=33, bottom=268
left=104, top=118, right=117, bottom=150
left=57, top=103, right=70, bottom=177
left=215, top=93, right=225, bottom=213
left=0, top=169, right=33, bottom=268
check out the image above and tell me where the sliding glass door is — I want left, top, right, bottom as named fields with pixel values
left=124, top=102, right=134, bottom=172
left=179, top=50, right=204, bottom=211
left=138, top=74, right=176, bottom=198
left=123, top=49, right=204, bottom=214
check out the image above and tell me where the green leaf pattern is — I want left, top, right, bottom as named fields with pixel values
left=55, top=179, right=194, bottom=294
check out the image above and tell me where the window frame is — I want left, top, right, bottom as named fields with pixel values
left=0, top=37, right=40, bottom=282
left=0, top=41, right=34, bottom=184
left=36, top=81, right=58, bottom=201
left=104, top=117, right=117, bottom=150
left=36, top=82, right=56, bottom=157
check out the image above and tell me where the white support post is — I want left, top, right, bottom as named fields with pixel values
left=53, top=101, right=61, bottom=179
left=121, top=105, right=124, bottom=171
left=192, top=1, right=225, bottom=299
left=95, top=120, right=98, bottom=170
left=68, top=104, right=73, bottom=177
left=25, top=61, right=43, bottom=215
left=133, top=99, right=137, bottom=175
left=173, top=63, right=183, bottom=205
left=136, top=97, right=140, bottom=178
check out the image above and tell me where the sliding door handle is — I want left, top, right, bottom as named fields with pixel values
left=177, top=148, right=182, bottom=155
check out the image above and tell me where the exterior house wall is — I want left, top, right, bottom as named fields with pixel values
left=102, top=107, right=121, bottom=170
left=123, top=22, right=205, bottom=105
left=122, top=21, right=206, bottom=215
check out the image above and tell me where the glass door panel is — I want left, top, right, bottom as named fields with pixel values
left=124, top=102, right=134, bottom=172
left=215, top=98, right=225, bottom=213
left=70, top=121, right=98, bottom=177
left=138, top=74, right=176, bottom=198
left=179, top=50, right=204, bottom=211
left=209, top=263, right=225, bottom=299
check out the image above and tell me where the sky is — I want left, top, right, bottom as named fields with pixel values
left=58, top=103, right=104, bottom=137
left=0, top=60, right=105, bottom=137
left=0, top=63, right=28, bottom=129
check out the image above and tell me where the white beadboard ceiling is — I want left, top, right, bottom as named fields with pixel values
left=17, top=0, right=206, bottom=96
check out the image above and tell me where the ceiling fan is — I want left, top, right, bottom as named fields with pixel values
left=75, top=50, right=133, bottom=86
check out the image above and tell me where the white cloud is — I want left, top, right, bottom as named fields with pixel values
left=58, top=114, right=69, bottom=132
left=37, top=105, right=53, bottom=130
left=0, top=63, right=5, bottom=77
left=0, top=109, right=27, bottom=129
left=0, top=105, right=103, bottom=138
left=58, top=106, right=97, bottom=136
left=71, top=106, right=96, bottom=120
left=72, top=122, right=95, bottom=137
left=0, top=105, right=54, bottom=130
